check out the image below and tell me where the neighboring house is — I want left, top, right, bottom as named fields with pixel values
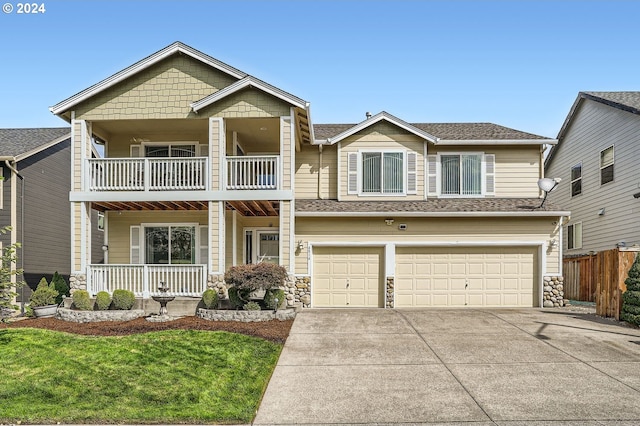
left=50, top=41, right=568, bottom=308
left=0, top=128, right=104, bottom=300
left=545, top=92, right=640, bottom=255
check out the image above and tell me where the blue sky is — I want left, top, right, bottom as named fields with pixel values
left=0, top=0, right=638, bottom=138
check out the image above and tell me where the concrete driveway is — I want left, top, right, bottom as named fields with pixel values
left=254, top=308, right=640, bottom=425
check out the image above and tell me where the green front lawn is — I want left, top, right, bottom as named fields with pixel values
left=0, top=328, right=282, bottom=424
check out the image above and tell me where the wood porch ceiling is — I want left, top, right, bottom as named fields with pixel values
left=91, top=200, right=280, bottom=216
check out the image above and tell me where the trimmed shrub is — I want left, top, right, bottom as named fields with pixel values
left=95, top=291, right=111, bottom=311
left=112, top=289, right=136, bottom=310
left=51, top=271, right=69, bottom=305
left=622, top=254, right=640, bottom=325
left=243, top=301, right=261, bottom=311
left=29, top=278, right=59, bottom=307
left=228, top=286, right=249, bottom=309
left=224, top=262, right=287, bottom=293
left=72, top=290, right=93, bottom=311
left=202, top=288, right=219, bottom=309
left=264, top=289, right=286, bottom=310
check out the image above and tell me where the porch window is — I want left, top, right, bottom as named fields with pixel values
left=145, top=144, right=196, bottom=158
left=362, top=152, right=404, bottom=194
left=441, top=154, right=482, bottom=195
left=600, top=146, right=614, bottom=185
left=145, top=226, right=196, bottom=264
left=571, top=162, right=582, bottom=197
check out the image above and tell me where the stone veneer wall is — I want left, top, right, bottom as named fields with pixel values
left=543, top=276, right=566, bottom=307
left=386, top=277, right=394, bottom=308
left=69, top=273, right=86, bottom=293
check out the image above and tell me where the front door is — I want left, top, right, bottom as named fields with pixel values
left=245, top=229, right=279, bottom=264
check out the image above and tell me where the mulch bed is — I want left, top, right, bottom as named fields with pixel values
left=0, top=316, right=293, bottom=344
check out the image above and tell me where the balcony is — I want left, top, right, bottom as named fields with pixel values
left=86, top=155, right=279, bottom=192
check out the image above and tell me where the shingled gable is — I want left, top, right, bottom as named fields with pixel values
left=0, top=128, right=70, bottom=160
left=49, top=41, right=247, bottom=116
left=546, top=91, right=640, bottom=168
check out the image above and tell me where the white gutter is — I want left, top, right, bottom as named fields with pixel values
left=295, top=210, right=572, bottom=218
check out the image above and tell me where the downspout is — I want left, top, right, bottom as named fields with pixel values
left=3, top=159, right=25, bottom=314
left=318, top=144, right=323, bottom=199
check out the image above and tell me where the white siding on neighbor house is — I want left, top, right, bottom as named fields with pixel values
left=546, top=99, right=640, bottom=254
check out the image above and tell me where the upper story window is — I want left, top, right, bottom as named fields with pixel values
left=347, top=150, right=417, bottom=196
left=600, top=146, right=614, bottom=185
left=427, top=152, right=495, bottom=197
left=571, top=162, right=582, bottom=197
left=145, top=144, right=196, bottom=158
left=567, top=222, right=582, bottom=250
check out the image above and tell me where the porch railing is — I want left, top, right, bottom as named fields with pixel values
left=87, top=264, right=207, bottom=297
left=87, top=158, right=208, bottom=191
left=226, top=155, right=279, bottom=190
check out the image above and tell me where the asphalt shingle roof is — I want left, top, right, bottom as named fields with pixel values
left=314, top=122, right=549, bottom=141
left=0, top=128, right=70, bottom=157
left=582, top=91, right=640, bottom=115
left=296, top=198, right=566, bottom=214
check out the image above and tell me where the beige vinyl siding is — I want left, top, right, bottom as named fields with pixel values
left=280, top=200, right=291, bottom=270
left=107, top=130, right=209, bottom=158
left=196, top=89, right=292, bottom=118
left=295, top=143, right=337, bottom=199
left=105, top=211, right=208, bottom=264
left=225, top=210, right=234, bottom=269
left=339, top=124, right=425, bottom=201
left=546, top=99, right=640, bottom=253
left=295, top=217, right=558, bottom=275
left=210, top=119, right=221, bottom=191
left=431, top=145, right=541, bottom=197
left=74, top=55, right=238, bottom=120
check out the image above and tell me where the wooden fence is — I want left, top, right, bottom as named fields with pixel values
left=563, top=248, right=638, bottom=319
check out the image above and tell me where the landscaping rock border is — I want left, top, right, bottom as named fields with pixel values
left=56, top=307, right=146, bottom=323
left=197, top=307, right=296, bottom=322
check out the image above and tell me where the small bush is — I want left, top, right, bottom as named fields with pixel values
left=224, top=262, right=287, bottom=292
left=29, top=278, right=59, bottom=307
left=228, top=286, right=250, bottom=309
left=95, top=291, right=111, bottom=310
left=72, top=290, right=93, bottom=311
left=51, top=271, right=69, bottom=305
left=264, top=289, right=286, bottom=310
left=111, top=289, right=136, bottom=310
left=243, top=301, right=261, bottom=311
left=202, top=288, right=219, bottom=309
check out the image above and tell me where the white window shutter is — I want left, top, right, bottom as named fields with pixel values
left=130, top=226, right=141, bottom=264
left=426, top=155, right=438, bottom=197
left=407, top=152, right=417, bottom=194
left=199, top=226, right=208, bottom=265
left=347, top=152, right=358, bottom=194
left=484, top=154, right=496, bottom=196
left=199, top=145, right=209, bottom=157
left=130, top=144, right=141, bottom=157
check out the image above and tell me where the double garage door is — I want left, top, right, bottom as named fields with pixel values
left=313, top=246, right=537, bottom=308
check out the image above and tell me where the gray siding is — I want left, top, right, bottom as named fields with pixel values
left=17, top=139, right=72, bottom=288
left=546, top=99, right=640, bottom=254
left=0, top=163, right=10, bottom=249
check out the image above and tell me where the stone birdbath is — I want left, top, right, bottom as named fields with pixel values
left=152, top=281, right=175, bottom=316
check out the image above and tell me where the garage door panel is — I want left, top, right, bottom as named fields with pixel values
left=313, top=247, right=382, bottom=308
left=395, top=247, right=537, bottom=308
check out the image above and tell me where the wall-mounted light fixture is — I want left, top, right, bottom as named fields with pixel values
left=101, top=244, right=109, bottom=252
left=385, top=218, right=394, bottom=226
left=296, top=240, right=304, bottom=250
left=549, top=239, right=558, bottom=248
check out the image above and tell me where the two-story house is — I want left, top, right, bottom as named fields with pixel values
left=545, top=92, right=640, bottom=255
left=51, top=42, right=568, bottom=308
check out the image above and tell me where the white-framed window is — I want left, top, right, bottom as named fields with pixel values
left=130, top=223, right=206, bottom=265
left=567, top=222, right=583, bottom=250
left=130, top=142, right=207, bottom=158
left=347, top=150, right=417, bottom=196
left=571, top=162, right=582, bottom=197
left=427, top=152, right=495, bottom=197
left=600, top=146, right=614, bottom=185
left=244, top=228, right=279, bottom=264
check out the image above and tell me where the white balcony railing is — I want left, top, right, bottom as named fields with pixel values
left=87, top=264, right=207, bottom=298
left=226, top=155, right=279, bottom=190
left=87, top=158, right=207, bottom=191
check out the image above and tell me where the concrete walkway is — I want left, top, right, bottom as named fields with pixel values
left=254, top=307, right=640, bottom=425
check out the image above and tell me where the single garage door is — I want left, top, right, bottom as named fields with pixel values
left=313, top=246, right=383, bottom=307
left=395, top=246, right=537, bottom=307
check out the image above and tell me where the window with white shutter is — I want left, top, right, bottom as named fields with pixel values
left=407, top=152, right=417, bottom=194
left=130, top=226, right=141, bottom=264
left=484, top=154, right=495, bottom=196
left=347, top=152, right=358, bottom=194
